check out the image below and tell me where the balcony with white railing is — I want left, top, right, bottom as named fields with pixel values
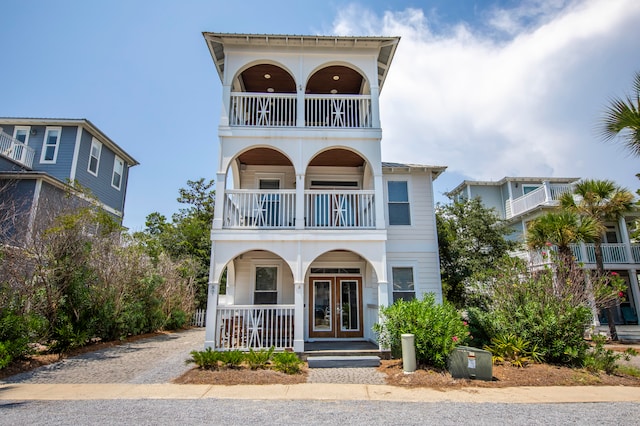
left=0, top=130, right=35, bottom=169
left=228, top=93, right=372, bottom=129
left=506, top=183, right=574, bottom=219
left=222, top=189, right=376, bottom=230
left=214, top=305, right=295, bottom=351
left=519, top=243, right=640, bottom=267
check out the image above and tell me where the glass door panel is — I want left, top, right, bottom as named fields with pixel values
left=339, top=280, right=360, bottom=334
left=312, top=280, right=332, bottom=332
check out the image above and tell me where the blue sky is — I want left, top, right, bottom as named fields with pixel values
left=1, top=0, right=639, bottom=231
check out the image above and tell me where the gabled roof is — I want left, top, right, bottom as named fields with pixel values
left=203, top=32, right=400, bottom=92
left=382, top=162, right=447, bottom=180
left=446, top=176, right=580, bottom=197
left=0, top=118, right=139, bottom=166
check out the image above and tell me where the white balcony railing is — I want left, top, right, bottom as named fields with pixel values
left=214, top=305, right=294, bottom=351
left=507, top=183, right=574, bottom=218
left=633, top=245, right=640, bottom=263
left=223, top=190, right=296, bottom=229
left=305, top=94, right=371, bottom=128
left=228, top=93, right=372, bottom=129
left=230, top=93, right=296, bottom=127
left=304, top=190, right=375, bottom=229
left=519, top=243, right=640, bottom=267
left=0, top=130, right=35, bottom=169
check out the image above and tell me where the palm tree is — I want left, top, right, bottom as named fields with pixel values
left=600, top=71, right=640, bottom=156
left=560, top=179, right=634, bottom=340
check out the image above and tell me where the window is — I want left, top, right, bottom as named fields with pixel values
left=388, top=181, right=411, bottom=225
left=254, top=266, right=278, bottom=304
left=111, top=156, right=124, bottom=190
left=522, top=185, right=540, bottom=195
left=40, top=127, right=61, bottom=163
left=13, top=126, right=30, bottom=145
left=392, top=267, right=415, bottom=302
left=88, top=139, right=102, bottom=176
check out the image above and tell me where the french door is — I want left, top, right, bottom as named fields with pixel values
left=309, top=277, right=363, bottom=338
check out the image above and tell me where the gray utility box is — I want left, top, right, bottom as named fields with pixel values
left=448, top=346, right=493, bottom=381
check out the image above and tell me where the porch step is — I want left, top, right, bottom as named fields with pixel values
left=307, top=355, right=380, bottom=368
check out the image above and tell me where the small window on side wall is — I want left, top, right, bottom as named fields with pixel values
left=40, top=127, right=61, bottom=163
left=254, top=266, right=278, bottom=304
left=88, top=139, right=102, bottom=176
left=112, top=156, right=124, bottom=190
left=392, top=267, right=415, bottom=303
left=388, top=181, right=411, bottom=225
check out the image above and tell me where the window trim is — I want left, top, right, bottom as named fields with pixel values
left=522, top=184, right=540, bottom=195
left=251, top=262, right=282, bottom=305
left=12, top=126, right=31, bottom=145
left=87, top=138, right=102, bottom=176
left=390, top=264, right=416, bottom=302
left=387, top=179, right=412, bottom=226
left=40, top=126, right=62, bottom=164
left=111, top=155, right=124, bottom=190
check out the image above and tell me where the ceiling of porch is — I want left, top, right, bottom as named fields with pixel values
left=238, top=65, right=364, bottom=94
left=237, top=148, right=365, bottom=167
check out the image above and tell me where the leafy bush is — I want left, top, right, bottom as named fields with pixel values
left=467, top=258, right=595, bottom=365
left=584, top=335, right=638, bottom=374
left=374, top=294, right=469, bottom=369
left=220, top=350, right=245, bottom=369
left=484, top=334, right=543, bottom=367
left=164, top=309, right=188, bottom=331
left=246, top=347, right=274, bottom=370
left=0, top=308, right=37, bottom=367
left=186, top=347, right=221, bottom=370
left=272, top=352, right=303, bottom=374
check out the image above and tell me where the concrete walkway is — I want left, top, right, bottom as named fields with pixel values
left=1, top=328, right=639, bottom=403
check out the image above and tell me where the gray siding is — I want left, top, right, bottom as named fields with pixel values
left=31, top=126, right=77, bottom=181
left=0, top=178, right=36, bottom=243
left=469, top=186, right=504, bottom=218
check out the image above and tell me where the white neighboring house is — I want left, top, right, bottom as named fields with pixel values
left=202, top=33, right=445, bottom=352
left=447, top=177, right=640, bottom=328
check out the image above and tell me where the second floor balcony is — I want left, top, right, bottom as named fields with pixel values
left=506, top=183, right=574, bottom=219
left=0, top=129, right=35, bottom=169
left=223, top=189, right=376, bottom=230
left=513, top=242, right=640, bottom=267
left=229, top=92, right=372, bottom=129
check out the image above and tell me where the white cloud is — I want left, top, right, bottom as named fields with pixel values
left=332, top=0, right=640, bottom=193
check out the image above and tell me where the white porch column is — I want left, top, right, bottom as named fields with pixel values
left=295, top=174, right=305, bottom=230
left=542, top=180, right=552, bottom=203
left=220, top=84, right=231, bottom=127
left=212, top=172, right=226, bottom=230
left=370, top=85, right=381, bottom=128
left=204, top=282, right=220, bottom=349
left=293, top=281, right=305, bottom=352
left=374, top=174, right=386, bottom=230
left=628, top=270, right=640, bottom=321
left=619, top=217, right=634, bottom=263
left=296, top=84, right=305, bottom=127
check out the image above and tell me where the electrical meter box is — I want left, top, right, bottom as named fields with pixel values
left=448, top=346, right=493, bottom=381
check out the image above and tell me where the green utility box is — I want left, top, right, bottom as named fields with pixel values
left=448, top=346, right=493, bottom=381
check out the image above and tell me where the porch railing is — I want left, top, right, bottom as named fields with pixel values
left=518, top=243, right=640, bottom=267
left=230, top=93, right=296, bottom=127
left=304, top=190, right=375, bottom=229
left=228, top=93, right=372, bottom=128
left=214, top=305, right=295, bottom=351
left=0, top=130, right=35, bottom=169
left=507, top=183, right=574, bottom=218
left=223, top=190, right=296, bottom=229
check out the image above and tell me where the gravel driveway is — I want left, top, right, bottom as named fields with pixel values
left=1, top=328, right=206, bottom=384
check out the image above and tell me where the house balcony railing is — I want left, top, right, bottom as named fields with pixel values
left=214, top=305, right=294, bottom=351
left=0, top=130, right=35, bottom=169
left=506, top=183, right=574, bottom=219
left=515, top=243, right=640, bottom=267
left=229, top=93, right=372, bottom=129
left=222, top=189, right=376, bottom=229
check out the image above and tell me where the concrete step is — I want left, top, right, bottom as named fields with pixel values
left=307, top=355, right=380, bottom=368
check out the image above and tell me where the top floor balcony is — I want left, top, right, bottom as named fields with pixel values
left=229, top=92, right=372, bottom=129
left=506, top=182, right=574, bottom=219
left=0, top=128, right=35, bottom=169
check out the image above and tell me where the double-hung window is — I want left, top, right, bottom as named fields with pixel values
left=40, top=127, right=61, bottom=163
left=13, top=126, right=30, bottom=145
left=388, top=181, right=411, bottom=225
left=88, top=139, right=102, bottom=176
left=254, top=266, right=278, bottom=304
left=392, top=267, right=415, bottom=302
left=111, top=156, right=124, bottom=190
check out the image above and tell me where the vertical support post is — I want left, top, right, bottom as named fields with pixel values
left=374, top=174, right=386, bottom=230
left=542, top=180, right=552, bottom=204
left=212, top=172, right=226, bottom=230
left=293, top=281, right=305, bottom=352
left=204, top=282, right=220, bottom=349
left=370, top=85, right=380, bottom=128
left=296, top=84, right=305, bottom=127
left=295, top=174, right=305, bottom=230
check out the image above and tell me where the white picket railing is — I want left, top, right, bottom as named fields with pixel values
left=223, top=190, right=296, bottom=229
left=508, top=184, right=574, bottom=218
left=192, top=309, right=206, bottom=327
left=633, top=245, right=640, bottom=263
left=577, top=243, right=629, bottom=264
left=0, top=130, right=35, bottom=168
left=304, top=190, right=375, bottom=229
left=548, top=184, right=573, bottom=200
left=230, top=93, right=297, bottom=127
left=214, top=305, right=295, bottom=351
left=305, top=94, right=372, bottom=128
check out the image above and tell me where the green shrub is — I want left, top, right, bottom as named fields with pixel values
left=373, top=294, right=469, bottom=369
left=484, top=334, right=543, bottom=367
left=220, top=350, right=245, bottom=369
left=186, top=347, right=221, bottom=370
left=246, top=347, right=274, bottom=370
left=0, top=308, right=37, bottom=366
left=271, top=352, right=303, bottom=374
left=164, top=309, right=188, bottom=331
left=584, top=335, right=638, bottom=374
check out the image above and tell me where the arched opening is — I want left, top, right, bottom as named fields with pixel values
left=306, top=65, right=367, bottom=95
left=235, top=64, right=296, bottom=93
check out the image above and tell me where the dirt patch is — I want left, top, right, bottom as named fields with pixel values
left=173, top=367, right=308, bottom=385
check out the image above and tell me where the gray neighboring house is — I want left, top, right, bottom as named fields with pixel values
left=0, top=118, right=139, bottom=242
